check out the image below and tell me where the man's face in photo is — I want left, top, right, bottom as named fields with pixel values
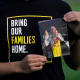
left=51, top=26, right=56, bottom=34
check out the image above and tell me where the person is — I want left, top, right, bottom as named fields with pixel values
left=63, top=11, right=80, bottom=70
left=0, top=0, right=80, bottom=80
left=44, top=26, right=64, bottom=57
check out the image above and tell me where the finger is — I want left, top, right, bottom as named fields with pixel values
left=64, top=12, right=74, bottom=18
left=64, top=13, right=80, bottom=22
left=64, top=14, right=75, bottom=22
left=64, top=13, right=74, bottom=19
left=27, top=58, right=47, bottom=63
left=64, top=11, right=75, bottom=17
left=67, top=17, right=76, bottom=22
left=68, top=17, right=79, bottom=22
left=27, top=54, right=47, bottom=59
left=28, top=62, right=45, bottom=67
left=64, top=16, right=75, bottom=22
left=30, top=66, right=43, bottom=72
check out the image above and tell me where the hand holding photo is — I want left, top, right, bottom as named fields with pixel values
left=38, top=18, right=70, bottom=59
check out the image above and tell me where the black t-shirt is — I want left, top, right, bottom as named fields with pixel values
left=0, top=0, right=72, bottom=80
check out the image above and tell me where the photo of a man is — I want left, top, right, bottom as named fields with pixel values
left=44, top=26, right=64, bottom=57
left=39, top=18, right=70, bottom=59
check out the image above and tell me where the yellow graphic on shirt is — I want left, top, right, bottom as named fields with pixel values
left=11, top=36, right=35, bottom=44
left=7, top=15, right=53, bottom=63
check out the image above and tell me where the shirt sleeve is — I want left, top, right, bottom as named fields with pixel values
left=62, top=1, right=72, bottom=15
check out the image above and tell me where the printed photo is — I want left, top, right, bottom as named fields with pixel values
left=38, top=18, right=70, bottom=58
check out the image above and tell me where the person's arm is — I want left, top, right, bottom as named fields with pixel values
left=44, top=35, right=50, bottom=46
left=0, top=54, right=47, bottom=76
left=44, top=40, right=49, bottom=47
left=63, top=11, right=80, bottom=70
left=0, top=62, right=18, bottom=76
left=56, top=33, right=64, bottom=41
